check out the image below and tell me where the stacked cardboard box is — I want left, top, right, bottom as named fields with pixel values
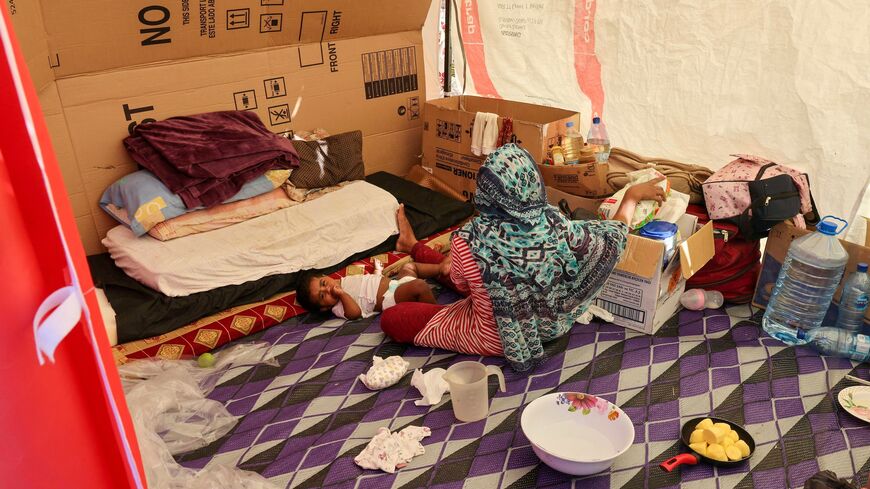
left=421, top=95, right=609, bottom=200
left=8, top=0, right=430, bottom=254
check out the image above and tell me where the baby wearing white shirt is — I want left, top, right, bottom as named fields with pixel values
left=297, top=260, right=441, bottom=320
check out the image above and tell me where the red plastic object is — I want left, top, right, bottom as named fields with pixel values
left=660, top=453, right=700, bottom=472
left=0, top=6, right=143, bottom=488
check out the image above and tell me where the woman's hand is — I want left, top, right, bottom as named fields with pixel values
left=610, top=176, right=668, bottom=226
left=625, top=177, right=667, bottom=204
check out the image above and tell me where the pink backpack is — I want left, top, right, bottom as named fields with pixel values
left=703, top=155, right=817, bottom=238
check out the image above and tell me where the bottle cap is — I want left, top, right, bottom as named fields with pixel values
left=592, top=116, right=601, bottom=124
left=817, top=221, right=838, bottom=236
left=638, top=221, right=678, bottom=239
left=859, top=262, right=869, bottom=273
left=796, top=329, right=807, bottom=341
left=566, top=121, right=574, bottom=127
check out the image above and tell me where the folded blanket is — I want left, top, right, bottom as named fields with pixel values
left=124, top=111, right=299, bottom=208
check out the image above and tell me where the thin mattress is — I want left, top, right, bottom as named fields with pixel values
left=103, top=180, right=400, bottom=297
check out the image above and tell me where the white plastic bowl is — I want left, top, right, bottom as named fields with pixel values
left=520, top=392, right=634, bottom=475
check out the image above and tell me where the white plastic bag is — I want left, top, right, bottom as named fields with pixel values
left=597, top=168, right=670, bottom=230
left=117, top=343, right=280, bottom=489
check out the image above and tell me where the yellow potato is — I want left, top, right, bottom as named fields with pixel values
left=714, top=422, right=732, bottom=433
left=706, top=443, right=727, bottom=462
left=689, top=429, right=705, bottom=444
left=722, top=436, right=734, bottom=448
left=727, top=430, right=740, bottom=442
left=725, top=445, right=742, bottom=461
left=735, top=440, right=751, bottom=458
left=702, top=427, right=725, bottom=444
left=696, top=418, right=715, bottom=431
left=689, top=442, right=708, bottom=457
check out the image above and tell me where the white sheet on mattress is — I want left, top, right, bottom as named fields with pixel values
left=103, top=181, right=400, bottom=297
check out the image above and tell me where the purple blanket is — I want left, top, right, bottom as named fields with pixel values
left=124, top=111, right=299, bottom=208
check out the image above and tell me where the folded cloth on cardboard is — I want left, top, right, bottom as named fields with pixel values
left=100, top=169, right=290, bottom=237
left=89, top=172, right=475, bottom=344
left=104, top=181, right=400, bottom=297
left=124, top=111, right=299, bottom=209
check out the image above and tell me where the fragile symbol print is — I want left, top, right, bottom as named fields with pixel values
left=268, top=104, right=290, bottom=125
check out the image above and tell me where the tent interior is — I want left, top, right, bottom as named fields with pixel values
left=3, top=0, right=870, bottom=488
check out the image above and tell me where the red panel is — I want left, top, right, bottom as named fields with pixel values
left=0, top=6, right=143, bottom=488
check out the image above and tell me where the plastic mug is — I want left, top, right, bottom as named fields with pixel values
left=443, top=361, right=506, bottom=422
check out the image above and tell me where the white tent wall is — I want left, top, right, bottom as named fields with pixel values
left=597, top=0, right=870, bottom=242
left=442, top=0, right=869, bottom=241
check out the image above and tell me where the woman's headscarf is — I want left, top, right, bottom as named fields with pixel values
left=455, top=144, right=628, bottom=371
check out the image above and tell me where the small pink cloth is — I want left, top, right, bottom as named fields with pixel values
left=354, top=426, right=431, bottom=473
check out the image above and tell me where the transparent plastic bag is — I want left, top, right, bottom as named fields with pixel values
left=117, top=343, right=280, bottom=489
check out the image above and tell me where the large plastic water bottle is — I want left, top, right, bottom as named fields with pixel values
left=586, top=114, right=611, bottom=163
left=797, top=327, right=870, bottom=362
left=836, top=263, right=870, bottom=331
left=762, top=216, right=850, bottom=345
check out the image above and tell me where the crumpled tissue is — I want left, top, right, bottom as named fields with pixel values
left=411, top=368, right=450, bottom=406
left=577, top=304, right=615, bottom=325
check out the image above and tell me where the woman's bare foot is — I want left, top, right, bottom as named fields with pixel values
left=395, top=204, right=418, bottom=253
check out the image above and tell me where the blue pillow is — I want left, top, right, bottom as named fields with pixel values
left=100, top=169, right=290, bottom=236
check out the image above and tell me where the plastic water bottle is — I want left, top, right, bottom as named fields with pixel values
left=797, top=327, right=870, bottom=362
left=561, top=122, right=585, bottom=165
left=762, top=216, right=850, bottom=345
left=836, top=263, right=870, bottom=331
left=586, top=114, right=611, bottom=163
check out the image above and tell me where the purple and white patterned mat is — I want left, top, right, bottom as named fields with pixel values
left=175, top=287, right=870, bottom=488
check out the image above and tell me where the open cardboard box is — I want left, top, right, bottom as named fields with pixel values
left=547, top=187, right=715, bottom=334
left=422, top=95, right=610, bottom=200
left=753, top=221, right=870, bottom=327
left=9, top=0, right=431, bottom=255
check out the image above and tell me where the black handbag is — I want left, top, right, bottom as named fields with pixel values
left=727, top=172, right=820, bottom=240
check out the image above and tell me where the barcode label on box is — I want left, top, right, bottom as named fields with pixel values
left=361, top=47, right=418, bottom=99
left=595, top=299, right=646, bottom=324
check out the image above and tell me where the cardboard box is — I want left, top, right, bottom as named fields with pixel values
left=8, top=1, right=430, bottom=255
left=421, top=95, right=586, bottom=200
left=21, top=0, right=431, bottom=78
left=547, top=186, right=715, bottom=334
left=752, top=222, right=870, bottom=326
left=538, top=158, right=611, bottom=199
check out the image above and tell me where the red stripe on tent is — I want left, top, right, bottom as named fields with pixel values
left=459, top=0, right=500, bottom=98
left=573, top=0, right=605, bottom=116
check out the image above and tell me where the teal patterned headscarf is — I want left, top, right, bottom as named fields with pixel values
left=455, top=144, right=628, bottom=371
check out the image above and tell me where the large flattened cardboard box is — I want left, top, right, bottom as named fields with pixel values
left=547, top=187, right=715, bottom=334
left=8, top=0, right=430, bottom=255
left=753, top=222, right=870, bottom=327
left=422, top=95, right=607, bottom=200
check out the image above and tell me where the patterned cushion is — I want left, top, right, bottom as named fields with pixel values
left=289, top=130, right=364, bottom=188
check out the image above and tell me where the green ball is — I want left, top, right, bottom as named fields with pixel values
left=197, top=352, right=216, bottom=368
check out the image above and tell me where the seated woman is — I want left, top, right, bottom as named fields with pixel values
left=383, top=143, right=665, bottom=371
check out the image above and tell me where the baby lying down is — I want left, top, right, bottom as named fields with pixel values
left=296, top=259, right=444, bottom=320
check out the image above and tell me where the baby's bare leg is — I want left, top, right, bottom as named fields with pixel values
left=393, top=279, right=437, bottom=305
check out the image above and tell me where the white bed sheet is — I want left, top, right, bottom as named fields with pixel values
left=103, top=181, right=400, bottom=297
